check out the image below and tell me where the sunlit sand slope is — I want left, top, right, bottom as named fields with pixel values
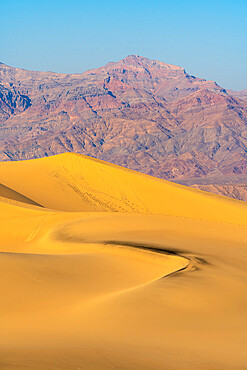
left=0, top=183, right=42, bottom=207
left=0, top=153, right=247, bottom=369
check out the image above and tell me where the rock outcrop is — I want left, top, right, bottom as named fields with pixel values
left=0, top=55, right=247, bottom=183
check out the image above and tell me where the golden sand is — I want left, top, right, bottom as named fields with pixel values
left=0, top=153, right=246, bottom=369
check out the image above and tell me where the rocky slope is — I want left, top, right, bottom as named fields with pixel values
left=227, top=89, right=247, bottom=101
left=191, top=183, right=247, bottom=202
left=0, top=56, right=247, bottom=183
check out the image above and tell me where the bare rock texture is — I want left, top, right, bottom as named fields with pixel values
left=227, top=89, right=247, bottom=101
left=0, top=56, right=247, bottom=183
left=191, top=183, right=247, bottom=202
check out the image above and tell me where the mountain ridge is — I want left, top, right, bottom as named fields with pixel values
left=0, top=55, right=246, bottom=184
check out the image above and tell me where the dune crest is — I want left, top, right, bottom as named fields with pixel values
left=0, top=153, right=247, bottom=369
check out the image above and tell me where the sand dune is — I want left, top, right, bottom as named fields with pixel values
left=0, top=153, right=247, bottom=369
left=0, top=183, right=42, bottom=207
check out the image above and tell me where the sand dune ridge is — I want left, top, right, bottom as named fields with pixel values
left=0, top=153, right=247, bottom=369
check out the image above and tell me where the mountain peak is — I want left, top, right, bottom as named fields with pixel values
left=118, top=55, right=185, bottom=72
left=0, top=56, right=246, bottom=183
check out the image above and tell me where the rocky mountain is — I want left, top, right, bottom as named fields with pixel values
left=191, top=183, right=247, bottom=202
left=0, top=55, right=247, bottom=183
left=0, top=84, right=31, bottom=120
left=175, top=174, right=247, bottom=202
left=227, top=89, right=247, bottom=101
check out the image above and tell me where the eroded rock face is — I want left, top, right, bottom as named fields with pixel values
left=191, top=183, right=247, bottom=202
left=0, top=55, right=246, bottom=181
left=0, top=84, right=31, bottom=119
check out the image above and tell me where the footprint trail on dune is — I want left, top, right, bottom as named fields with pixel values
left=0, top=153, right=247, bottom=369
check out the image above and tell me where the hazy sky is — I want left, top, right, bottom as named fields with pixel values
left=1, top=0, right=246, bottom=90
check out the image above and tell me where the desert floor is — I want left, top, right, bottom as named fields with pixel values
left=0, top=153, right=246, bottom=369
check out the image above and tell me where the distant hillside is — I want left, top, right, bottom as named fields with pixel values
left=0, top=55, right=247, bottom=183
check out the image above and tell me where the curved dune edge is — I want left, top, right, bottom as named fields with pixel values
left=0, top=153, right=247, bottom=369
left=0, top=183, right=43, bottom=207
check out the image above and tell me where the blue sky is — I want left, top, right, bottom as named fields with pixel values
left=1, top=0, right=246, bottom=90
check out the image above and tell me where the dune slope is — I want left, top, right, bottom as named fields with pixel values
left=0, top=153, right=247, bottom=369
